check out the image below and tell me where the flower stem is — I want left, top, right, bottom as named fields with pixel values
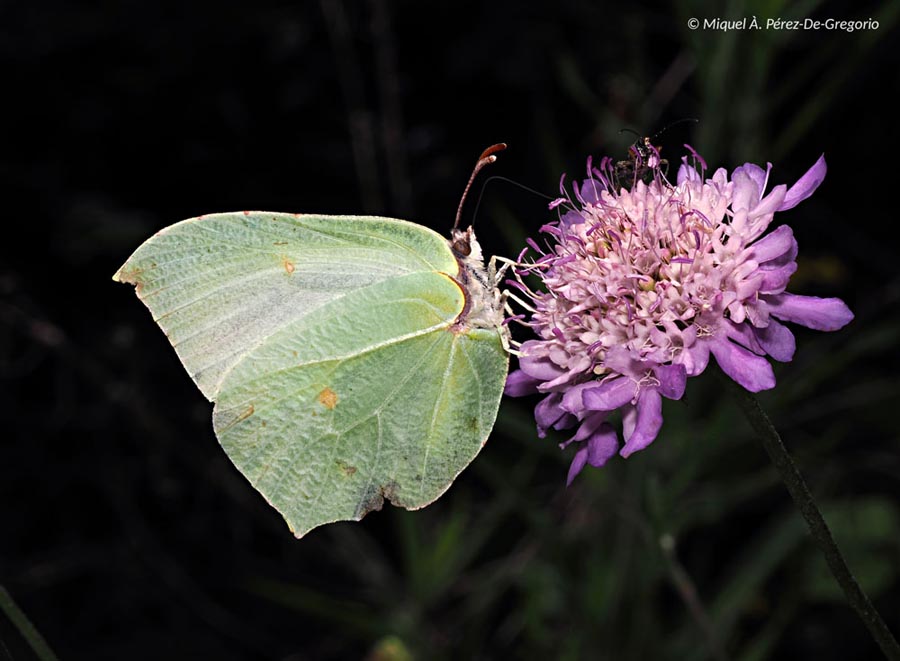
left=0, top=585, right=59, bottom=661
left=728, top=381, right=900, bottom=660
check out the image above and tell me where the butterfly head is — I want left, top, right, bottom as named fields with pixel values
left=450, top=226, right=487, bottom=265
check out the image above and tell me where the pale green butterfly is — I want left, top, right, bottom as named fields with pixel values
left=114, top=145, right=511, bottom=538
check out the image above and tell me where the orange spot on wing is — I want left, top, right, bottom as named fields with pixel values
left=220, top=403, right=255, bottom=432
left=282, top=256, right=295, bottom=274
left=336, top=460, right=357, bottom=476
left=317, top=387, right=338, bottom=410
left=117, top=265, right=143, bottom=284
left=242, top=210, right=250, bottom=216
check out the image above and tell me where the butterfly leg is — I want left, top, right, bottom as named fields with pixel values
left=485, top=255, right=532, bottom=355
left=496, top=321, right=521, bottom=356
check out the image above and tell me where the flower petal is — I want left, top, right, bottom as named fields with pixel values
left=504, top=369, right=540, bottom=397
left=566, top=448, right=589, bottom=486
left=677, top=161, right=700, bottom=185
left=602, top=345, right=639, bottom=377
left=740, top=162, right=769, bottom=194
left=725, top=320, right=765, bottom=354
left=751, top=184, right=786, bottom=219
left=582, top=376, right=636, bottom=411
left=754, top=318, right=796, bottom=362
left=678, top=337, right=710, bottom=376
left=519, top=350, right=565, bottom=381
left=560, top=209, right=586, bottom=230
left=764, top=292, right=854, bottom=331
left=735, top=272, right=766, bottom=300
left=561, top=411, right=608, bottom=447
left=779, top=154, right=826, bottom=211
left=586, top=424, right=620, bottom=467
left=620, top=388, right=663, bottom=457
left=537, top=366, right=584, bottom=392
left=709, top=336, right=776, bottom=392
left=759, top=262, right=798, bottom=294
left=653, top=363, right=687, bottom=400
left=731, top=165, right=761, bottom=211
left=743, top=184, right=787, bottom=241
left=535, top=393, right=568, bottom=437
left=560, top=381, right=602, bottom=415
left=622, top=404, right=636, bottom=442
left=580, top=178, right=602, bottom=205
left=747, top=225, right=797, bottom=264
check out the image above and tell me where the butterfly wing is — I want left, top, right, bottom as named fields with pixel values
left=114, top=212, right=508, bottom=536
left=114, top=213, right=460, bottom=399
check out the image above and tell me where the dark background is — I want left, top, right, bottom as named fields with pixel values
left=3, top=0, right=900, bottom=659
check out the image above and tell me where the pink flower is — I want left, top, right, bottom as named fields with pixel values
left=506, top=148, right=853, bottom=484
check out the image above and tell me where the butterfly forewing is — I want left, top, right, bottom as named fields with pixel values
left=113, top=213, right=459, bottom=399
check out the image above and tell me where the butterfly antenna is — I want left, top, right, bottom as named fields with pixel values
left=472, top=176, right=554, bottom=225
left=454, top=143, right=507, bottom=231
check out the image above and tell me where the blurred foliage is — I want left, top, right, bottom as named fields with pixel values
left=2, top=0, right=900, bottom=659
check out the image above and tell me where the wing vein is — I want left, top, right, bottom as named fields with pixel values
left=153, top=267, right=283, bottom=322
left=456, top=338, right=484, bottom=438
left=214, top=322, right=451, bottom=417
left=334, top=332, right=445, bottom=436
left=420, top=337, right=458, bottom=490
left=353, top=414, right=384, bottom=519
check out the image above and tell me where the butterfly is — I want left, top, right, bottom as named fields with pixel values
left=114, top=145, right=510, bottom=538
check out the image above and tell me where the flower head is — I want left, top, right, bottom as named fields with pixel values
left=506, top=147, right=853, bottom=484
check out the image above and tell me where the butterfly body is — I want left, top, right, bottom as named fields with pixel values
left=449, top=226, right=507, bottom=335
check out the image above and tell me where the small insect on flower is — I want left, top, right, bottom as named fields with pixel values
left=612, top=121, right=697, bottom=189
left=505, top=146, right=853, bottom=484
left=613, top=135, right=667, bottom=189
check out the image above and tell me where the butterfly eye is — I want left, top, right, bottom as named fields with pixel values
left=453, top=237, right=472, bottom=256
left=451, top=227, right=474, bottom=256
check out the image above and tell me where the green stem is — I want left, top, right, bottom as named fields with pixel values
left=0, top=585, right=59, bottom=661
left=729, top=383, right=900, bottom=661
